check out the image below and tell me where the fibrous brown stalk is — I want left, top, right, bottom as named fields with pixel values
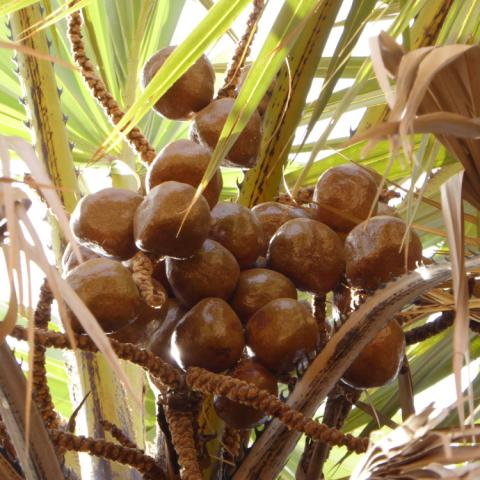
left=185, top=368, right=368, bottom=453
left=164, top=408, right=202, bottom=480
left=32, top=280, right=61, bottom=430
left=131, top=252, right=167, bottom=309
left=222, top=426, right=241, bottom=464
left=67, top=1, right=156, bottom=164
left=100, top=420, right=139, bottom=450
left=49, top=429, right=164, bottom=479
left=10, top=325, right=368, bottom=453
left=217, top=0, right=265, bottom=98
left=9, top=326, right=181, bottom=388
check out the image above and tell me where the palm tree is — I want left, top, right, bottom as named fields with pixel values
left=0, top=0, right=479, bottom=479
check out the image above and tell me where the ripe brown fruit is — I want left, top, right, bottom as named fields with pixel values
left=62, top=242, right=100, bottom=273
left=70, top=188, right=143, bottom=260
left=342, top=320, right=405, bottom=389
left=166, top=239, right=240, bottom=308
left=65, top=258, right=141, bottom=333
left=230, top=268, right=297, bottom=323
left=251, top=202, right=308, bottom=255
left=173, top=298, right=245, bottom=372
left=148, top=299, right=187, bottom=365
left=134, top=181, right=211, bottom=259
left=313, top=164, right=378, bottom=232
left=345, top=215, right=423, bottom=290
left=146, top=139, right=222, bottom=208
left=214, top=358, right=278, bottom=429
left=246, top=298, right=318, bottom=373
left=267, top=218, right=345, bottom=295
left=151, top=258, right=174, bottom=297
left=141, top=46, right=215, bottom=120
left=191, top=97, right=262, bottom=168
left=209, top=202, right=263, bottom=268
left=110, top=282, right=167, bottom=346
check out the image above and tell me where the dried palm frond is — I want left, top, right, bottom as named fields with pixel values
left=351, top=405, right=480, bottom=480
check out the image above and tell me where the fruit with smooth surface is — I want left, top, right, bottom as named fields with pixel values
left=110, top=282, right=167, bottom=346
left=267, top=218, right=345, bottom=294
left=173, top=298, right=245, bottom=372
left=166, top=239, right=240, bottom=307
left=247, top=298, right=318, bottom=373
left=134, top=181, right=211, bottom=258
left=252, top=202, right=308, bottom=254
left=148, top=299, right=187, bottom=365
left=71, top=188, right=143, bottom=260
left=62, top=242, right=100, bottom=273
left=345, top=215, right=423, bottom=290
left=230, top=268, right=297, bottom=323
left=65, top=258, right=141, bottom=333
left=214, top=359, right=278, bottom=429
left=141, top=46, right=214, bottom=120
left=342, top=320, right=405, bottom=389
left=191, top=97, right=262, bottom=168
left=209, top=202, right=263, bottom=268
left=146, top=139, right=222, bottom=208
left=313, top=164, right=378, bottom=232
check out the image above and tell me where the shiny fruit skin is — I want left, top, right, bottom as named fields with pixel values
left=313, top=164, right=378, bottom=232
left=267, top=218, right=345, bottom=295
left=134, top=181, right=211, bottom=259
left=191, top=97, right=262, bottom=168
left=342, top=320, right=405, bottom=389
left=209, top=202, right=263, bottom=269
left=345, top=215, right=423, bottom=290
left=214, top=358, right=278, bottom=429
left=65, top=258, right=141, bottom=333
left=141, top=46, right=214, bottom=120
left=70, top=188, right=143, bottom=260
left=62, top=242, right=100, bottom=273
left=166, top=239, right=240, bottom=308
left=230, top=268, right=297, bottom=323
left=146, top=139, right=222, bottom=208
left=246, top=298, right=318, bottom=373
left=252, top=202, right=308, bottom=255
left=148, top=299, right=187, bottom=366
left=173, top=298, right=245, bottom=372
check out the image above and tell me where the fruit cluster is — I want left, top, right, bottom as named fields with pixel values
left=63, top=47, right=423, bottom=431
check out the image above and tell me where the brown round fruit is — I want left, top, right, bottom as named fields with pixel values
left=191, top=97, right=262, bottom=168
left=209, top=202, right=263, bottom=268
left=70, top=188, right=143, bottom=260
left=151, top=258, right=174, bottom=297
left=246, top=298, right=318, bottom=373
left=345, top=215, right=423, bottom=290
left=62, top=242, right=100, bottom=273
left=148, top=299, right=187, bottom=365
left=110, top=284, right=167, bottom=346
left=267, top=218, right=345, bottom=295
left=313, top=164, right=378, bottom=233
left=214, top=358, right=278, bottom=429
left=173, top=298, right=245, bottom=372
left=166, top=239, right=240, bottom=308
left=252, top=202, right=308, bottom=255
left=65, top=258, right=141, bottom=333
left=342, top=320, right=405, bottom=389
left=146, top=139, right=222, bottom=208
left=134, top=181, right=211, bottom=259
left=230, top=268, right=297, bottom=323
left=141, top=46, right=214, bottom=120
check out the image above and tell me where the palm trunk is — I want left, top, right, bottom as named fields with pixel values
left=10, top=6, right=143, bottom=479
